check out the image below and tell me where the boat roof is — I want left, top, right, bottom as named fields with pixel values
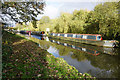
left=52, top=32, right=101, bottom=36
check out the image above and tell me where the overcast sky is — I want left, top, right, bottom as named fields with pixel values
left=37, top=0, right=119, bottom=19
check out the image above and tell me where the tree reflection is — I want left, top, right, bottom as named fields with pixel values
left=53, top=44, right=71, bottom=56
left=86, top=54, right=120, bottom=78
left=71, top=50, right=87, bottom=61
left=28, top=36, right=50, bottom=50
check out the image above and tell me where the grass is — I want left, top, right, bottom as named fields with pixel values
left=2, top=30, right=96, bottom=79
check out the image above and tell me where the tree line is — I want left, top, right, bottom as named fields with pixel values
left=15, top=2, right=120, bottom=40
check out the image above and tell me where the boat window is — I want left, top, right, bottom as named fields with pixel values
left=60, top=34, right=64, bottom=37
left=87, top=35, right=96, bottom=40
left=97, top=36, right=101, bottom=40
left=55, top=33, right=58, bottom=36
left=76, top=35, right=82, bottom=38
left=57, top=34, right=60, bottom=36
left=83, top=35, right=87, bottom=39
left=50, top=33, right=52, bottom=35
left=73, top=34, right=76, bottom=38
left=67, top=34, right=73, bottom=37
left=64, top=34, right=67, bottom=37
left=53, top=33, right=57, bottom=36
left=55, top=33, right=57, bottom=36
left=53, top=33, right=55, bottom=36
left=76, top=35, right=80, bottom=38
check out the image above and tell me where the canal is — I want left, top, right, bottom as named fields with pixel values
left=18, top=33, right=120, bottom=78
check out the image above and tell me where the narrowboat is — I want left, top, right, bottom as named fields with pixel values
left=20, top=30, right=46, bottom=37
left=49, top=33, right=119, bottom=48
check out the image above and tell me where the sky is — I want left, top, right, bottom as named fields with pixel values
left=37, top=0, right=119, bottom=19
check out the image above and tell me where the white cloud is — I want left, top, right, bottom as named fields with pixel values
left=37, top=2, right=63, bottom=19
left=43, top=5, right=59, bottom=19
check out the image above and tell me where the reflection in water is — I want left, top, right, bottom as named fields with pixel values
left=50, top=39, right=100, bottom=56
left=49, top=38, right=119, bottom=56
left=31, top=35, right=45, bottom=40
left=18, top=34, right=120, bottom=78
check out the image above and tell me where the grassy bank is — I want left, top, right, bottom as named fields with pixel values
left=2, top=31, right=95, bottom=79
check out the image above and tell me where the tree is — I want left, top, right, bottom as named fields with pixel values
left=71, top=10, right=88, bottom=33
left=32, top=20, right=37, bottom=28
left=0, top=0, right=45, bottom=25
left=84, top=2, right=119, bottom=40
left=93, top=2, right=119, bottom=39
left=36, top=16, right=50, bottom=31
left=39, top=16, right=50, bottom=24
left=56, top=12, right=73, bottom=33
left=84, top=11, right=99, bottom=34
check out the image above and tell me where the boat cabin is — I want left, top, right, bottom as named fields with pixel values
left=50, top=33, right=102, bottom=41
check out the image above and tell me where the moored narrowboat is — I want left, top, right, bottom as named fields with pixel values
left=20, top=30, right=46, bottom=37
left=49, top=33, right=119, bottom=48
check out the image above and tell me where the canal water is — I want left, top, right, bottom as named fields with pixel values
left=18, top=33, right=120, bottom=78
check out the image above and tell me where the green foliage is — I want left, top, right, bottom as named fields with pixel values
left=40, top=16, right=50, bottom=24
left=1, top=1, right=45, bottom=23
left=32, top=20, right=37, bottom=28
left=92, top=2, right=119, bottom=39
left=15, top=2, right=120, bottom=40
